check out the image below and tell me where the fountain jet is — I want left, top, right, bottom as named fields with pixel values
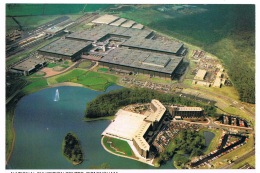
left=54, top=89, right=60, bottom=102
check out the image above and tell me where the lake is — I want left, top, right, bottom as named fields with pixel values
left=7, top=85, right=175, bottom=169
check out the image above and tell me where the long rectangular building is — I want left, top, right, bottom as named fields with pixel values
left=169, top=105, right=204, bottom=118
left=99, top=47, right=183, bottom=79
left=38, top=39, right=92, bottom=61
left=121, top=37, right=184, bottom=55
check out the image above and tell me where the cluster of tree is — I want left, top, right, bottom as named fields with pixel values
left=85, top=88, right=216, bottom=118
left=157, top=129, right=205, bottom=167
left=174, top=130, right=206, bottom=157
left=173, top=154, right=190, bottom=168
left=62, top=132, right=83, bottom=165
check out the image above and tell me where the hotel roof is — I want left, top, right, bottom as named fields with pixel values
left=102, top=109, right=147, bottom=141
left=145, top=99, right=166, bottom=122
left=133, top=121, right=151, bottom=151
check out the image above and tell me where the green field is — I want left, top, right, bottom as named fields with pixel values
left=103, top=137, right=134, bottom=157
left=78, top=61, right=93, bottom=69
left=98, top=68, right=108, bottom=73
left=47, top=63, right=58, bottom=68
left=6, top=4, right=111, bottom=16
left=120, top=5, right=255, bottom=104
left=22, top=78, right=48, bottom=94
left=48, top=69, right=118, bottom=91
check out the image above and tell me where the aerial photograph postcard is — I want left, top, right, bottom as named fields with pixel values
left=5, top=3, right=255, bottom=170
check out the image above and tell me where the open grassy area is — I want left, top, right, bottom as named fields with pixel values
left=102, top=137, right=134, bottom=157
left=98, top=68, right=108, bottom=73
left=6, top=15, right=61, bottom=30
left=22, top=78, right=48, bottom=94
left=6, top=4, right=111, bottom=16
left=193, top=85, right=240, bottom=101
left=47, top=69, right=118, bottom=91
left=231, top=155, right=255, bottom=169
left=47, top=63, right=58, bottom=68
left=78, top=61, right=93, bottom=69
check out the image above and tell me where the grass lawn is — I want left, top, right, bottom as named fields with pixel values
left=193, top=84, right=240, bottom=101
left=22, top=78, right=48, bottom=94
left=48, top=69, right=118, bottom=91
left=78, top=61, right=93, bottom=69
left=47, top=63, right=58, bottom=68
left=55, top=69, right=87, bottom=83
left=98, top=68, right=108, bottom=73
left=231, top=155, right=255, bottom=169
left=103, top=137, right=134, bottom=157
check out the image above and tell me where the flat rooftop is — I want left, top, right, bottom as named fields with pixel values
left=121, top=20, right=135, bottom=28
left=66, top=25, right=152, bottom=41
left=122, top=37, right=184, bottom=54
left=109, top=18, right=127, bottom=26
left=12, top=58, right=46, bottom=71
left=178, top=107, right=203, bottom=111
left=39, top=39, right=92, bottom=56
left=146, top=99, right=166, bottom=122
left=92, top=14, right=119, bottom=24
left=132, top=23, right=144, bottom=30
left=99, top=47, right=183, bottom=75
left=102, top=109, right=147, bottom=141
left=195, top=69, right=207, bottom=80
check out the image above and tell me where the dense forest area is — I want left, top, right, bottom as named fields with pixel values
left=62, top=132, right=83, bottom=165
left=120, top=5, right=255, bottom=103
left=158, top=129, right=206, bottom=168
left=85, top=88, right=216, bottom=118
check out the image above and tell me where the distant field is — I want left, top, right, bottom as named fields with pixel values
left=6, top=15, right=62, bottom=31
left=6, top=4, right=111, bottom=16
left=6, top=4, right=111, bottom=31
left=120, top=5, right=255, bottom=103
